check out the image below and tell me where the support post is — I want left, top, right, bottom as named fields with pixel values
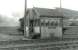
left=24, top=0, right=27, bottom=37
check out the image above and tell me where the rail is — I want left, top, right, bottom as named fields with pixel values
left=0, top=40, right=78, bottom=50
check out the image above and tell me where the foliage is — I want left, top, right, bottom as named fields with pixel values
left=18, top=17, right=24, bottom=34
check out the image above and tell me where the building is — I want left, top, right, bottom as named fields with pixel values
left=24, top=7, right=63, bottom=39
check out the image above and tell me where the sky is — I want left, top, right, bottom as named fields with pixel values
left=0, top=0, right=25, bottom=26
left=0, top=0, right=78, bottom=18
left=0, top=0, right=25, bottom=18
left=0, top=0, right=78, bottom=26
left=27, top=0, right=60, bottom=9
left=27, top=0, right=78, bottom=11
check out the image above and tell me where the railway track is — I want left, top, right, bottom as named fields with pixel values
left=0, top=39, right=78, bottom=50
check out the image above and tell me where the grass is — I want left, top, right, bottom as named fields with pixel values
left=0, top=26, right=23, bottom=35
left=0, top=26, right=24, bottom=41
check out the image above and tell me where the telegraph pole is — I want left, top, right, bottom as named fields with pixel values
left=24, top=0, right=27, bottom=37
left=60, top=0, right=62, bottom=9
left=60, top=0, right=63, bottom=40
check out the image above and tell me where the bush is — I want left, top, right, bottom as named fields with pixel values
left=18, top=18, right=24, bottom=34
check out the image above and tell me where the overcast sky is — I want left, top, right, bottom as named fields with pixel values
left=27, top=0, right=78, bottom=10
left=0, top=0, right=24, bottom=18
left=0, top=0, right=78, bottom=18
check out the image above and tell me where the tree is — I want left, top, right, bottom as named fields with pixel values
left=18, top=17, right=24, bottom=34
